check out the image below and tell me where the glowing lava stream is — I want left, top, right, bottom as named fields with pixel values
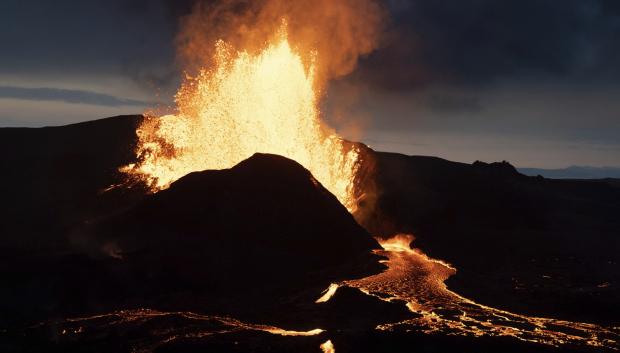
left=320, top=234, right=620, bottom=350
left=51, top=309, right=324, bottom=353
left=316, top=283, right=339, bottom=303
left=122, top=24, right=359, bottom=212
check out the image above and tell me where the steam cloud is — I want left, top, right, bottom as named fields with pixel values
left=175, top=0, right=386, bottom=88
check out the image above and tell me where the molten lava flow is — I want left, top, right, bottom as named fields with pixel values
left=52, top=309, right=325, bottom=352
left=315, top=283, right=339, bottom=303
left=342, top=234, right=620, bottom=350
left=376, top=234, right=416, bottom=253
left=123, top=25, right=359, bottom=211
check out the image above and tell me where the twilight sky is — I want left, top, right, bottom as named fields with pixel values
left=1, top=0, right=619, bottom=168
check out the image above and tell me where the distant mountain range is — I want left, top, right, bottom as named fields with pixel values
left=518, top=166, right=620, bottom=179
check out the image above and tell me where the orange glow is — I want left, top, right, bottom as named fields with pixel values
left=315, top=283, right=339, bottom=303
left=122, top=24, right=359, bottom=211
left=262, top=327, right=324, bottom=336
left=376, top=234, right=415, bottom=253
left=346, top=234, right=619, bottom=350
left=320, top=339, right=335, bottom=353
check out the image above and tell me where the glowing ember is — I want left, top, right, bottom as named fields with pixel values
left=123, top=24, right=359, bottom=211
left=320, top=339, right=336, bottom=353
left=315, top=283, right=339, bottom=303
left=263, top=328, right=324, bottom=337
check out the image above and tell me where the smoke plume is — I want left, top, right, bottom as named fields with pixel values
left=175, top=0, right=386, bottom=89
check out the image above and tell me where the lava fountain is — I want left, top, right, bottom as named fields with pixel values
left=122, top=24, right=360, bottom=211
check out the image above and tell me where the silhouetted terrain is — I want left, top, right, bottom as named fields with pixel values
left=520, top=166, right=620, bottom=179
left=0, top=115, right=144, bottom=255
left=357, top=152, right=620, bottom=325
left=79, top=153, right=381, bottom=319
left=0, top=117, right=381, bottom=327
left=1, top=115, right=618, bottom=352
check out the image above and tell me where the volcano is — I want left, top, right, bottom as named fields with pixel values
left=1, top=115, right=619, bottom=352
left=0, top=116, right=379, bottom=323
left=83, top=152, right=381, bottom=315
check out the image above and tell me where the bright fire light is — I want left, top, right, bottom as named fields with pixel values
left=123, top=24, right=360, bottom=211
left=320, top=339, right=336, bottom=353
left=315, top=283, right=339, bottom=303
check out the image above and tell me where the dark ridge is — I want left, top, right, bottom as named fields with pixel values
left=0, top=115, right=145, bottom=254
left=519, top=166, right=620, bottom=179
left=472, top=160, right=522, bottom=178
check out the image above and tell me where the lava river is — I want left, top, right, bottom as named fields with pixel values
left=30, top=235, right=619, bottom=352
left=335, top=234, right=620, bottom=350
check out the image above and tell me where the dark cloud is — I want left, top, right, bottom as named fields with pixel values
left=3, top=0, right=620, bottom=92
left=0, top=0, right=180, bottom=91
left=426, top=94, right=482, bottom=113
left=0, top=86, right=154, bottom=107
left=117, top=0, right=196, bottom=20
left=160, top=0, right=197, bottom=18
left=354, top=0, right=620, bottom=91
left=1, top=0, right=618, bottom=167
